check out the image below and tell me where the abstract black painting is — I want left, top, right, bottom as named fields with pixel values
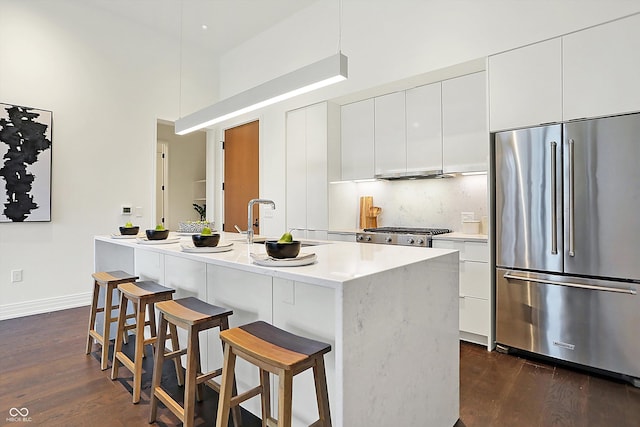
left=0, top=103, right=52, bottom=222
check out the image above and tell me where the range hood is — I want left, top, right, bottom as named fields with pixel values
left=375, top=169, right=454, bottom=180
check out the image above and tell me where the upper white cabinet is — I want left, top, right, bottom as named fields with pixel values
left=488, top=38, right=562, bottom=131
left=489, top=14, right=640, bottom=130
left=563, top=13, right=640, bottom=121
left=341, top=99, right=374, bottom=180
left=286, top=102, right=339, bottom=238
left=374, top=91, right=406, bottom=176
left=442, top=71, right=488, bottom=173
left=406, top=82, right=442, bottom=174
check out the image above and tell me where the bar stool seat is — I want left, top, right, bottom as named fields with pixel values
left=110, top=280, right=184, bottom=403
left=216, top=321, right=332, bottom=427
left=149, top=297, right=241, bottom=427
left=86, top=270, right=139, bottom=370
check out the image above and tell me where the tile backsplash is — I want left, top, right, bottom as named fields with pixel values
left=329, top=174, right=488, bottom=231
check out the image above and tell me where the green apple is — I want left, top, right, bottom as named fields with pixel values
left=201, top=227, right=212, bottom=235
left=125, top=221, right=133, bottom=228
left=155, top=224, right=165, bottom=231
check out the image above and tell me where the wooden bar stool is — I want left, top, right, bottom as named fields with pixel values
left=110, top=280, right=184, bottom=403
left=86, top=270, right=139, bottom=370
left=216, top=321, right=332, bottom=427
left=149, top=297, right=242, bottom=427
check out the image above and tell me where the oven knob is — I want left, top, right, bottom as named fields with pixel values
left=417, top=239, right=424, bottom=245
left=357, top=235, right=364, bottom=241
left=408, top=238, right=415, bottom=244
left=366, top=236, right=372, bottom=242
left=386, top=236, right=392, bottom=243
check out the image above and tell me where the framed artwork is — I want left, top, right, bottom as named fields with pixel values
left=0, top=103, right=52, bottom=222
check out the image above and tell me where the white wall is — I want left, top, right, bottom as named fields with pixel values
left=212, top=1, right=640, bottom=239
left=0, top=1, right=217, bottom=319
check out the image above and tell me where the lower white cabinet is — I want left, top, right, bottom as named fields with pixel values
left=432, top=238, right=491, bottom=348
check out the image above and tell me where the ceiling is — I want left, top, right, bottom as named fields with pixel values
left=92, top=0, right=321, bottom=55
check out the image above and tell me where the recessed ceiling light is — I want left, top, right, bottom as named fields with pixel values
left=201, top=24, right=208, bottom=30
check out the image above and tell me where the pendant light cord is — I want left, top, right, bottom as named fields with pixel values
left=178, top=0, right=184, bottom=118
left=337, top=0, right=342, bottom=53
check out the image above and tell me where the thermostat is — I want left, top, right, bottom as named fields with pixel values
left=121, top=205, right=132, bottom=215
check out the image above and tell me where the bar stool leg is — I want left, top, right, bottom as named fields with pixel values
left=260, top=369, right=271, bottom=427
left=216, top=344, right=237, bottom=427
left=100, top=284, right=115, bottom=370
left=183, top=327, right=200, bottom=427
left=168, top=323, right=185, bottom=386
left=220, top=315, right=243, bottom=427
left=86, top=280, right=100, bottom=354
left=110, top=292, right=129, bottom=381
left=277, top=370, right=293, bottom=427
left=131, top=299, right=147, bottom=403
left=149, top=314, right=168, bottom=424
left=313, top=357, right=332, bottom=427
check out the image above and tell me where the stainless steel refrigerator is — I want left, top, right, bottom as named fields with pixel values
left=494, top=113, right=640, bottom=385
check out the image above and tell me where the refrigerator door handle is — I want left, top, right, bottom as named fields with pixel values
left=503, top=272, right=637, bottom=295
left=550, top=140, right=558, bottom=255
left=568, top=138, right=576, bottom=256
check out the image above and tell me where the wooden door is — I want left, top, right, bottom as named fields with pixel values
left=224, top=121, right=259, bottom=233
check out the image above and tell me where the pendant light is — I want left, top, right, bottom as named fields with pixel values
left=175, top=1, right=347, bottom=135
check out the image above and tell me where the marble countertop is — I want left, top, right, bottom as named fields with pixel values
left=96, top=232, right=457, bottom=289
left=432, top=232, right=488, bottom=242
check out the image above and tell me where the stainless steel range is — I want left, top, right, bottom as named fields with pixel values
left=356, top=227, right=451, bottom=247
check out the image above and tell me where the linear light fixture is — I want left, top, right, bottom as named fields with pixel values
left=175, top=52, right=348, bottom=135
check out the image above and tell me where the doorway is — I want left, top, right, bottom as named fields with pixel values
left=223, top=120, right=259, bottom=233
left=155, top=142, right=168, bottom=227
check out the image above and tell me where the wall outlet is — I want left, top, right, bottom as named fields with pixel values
left=461, top=212, right=475, bottom=223
left=11, top=269, right=23, bottom=283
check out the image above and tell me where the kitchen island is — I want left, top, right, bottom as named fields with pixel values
left=94, top=233, right=459, bottom=426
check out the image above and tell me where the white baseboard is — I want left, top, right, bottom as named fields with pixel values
left=0, top=292, right=91, bottom=321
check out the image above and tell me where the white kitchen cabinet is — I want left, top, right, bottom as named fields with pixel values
left=488, top=38, right=562, bottom=131
left=206, top=264, right=273, bottom=417
left=406, top=82, right=442, bottom=173
left=563, top=14, right=640, bottom=121
left=286, top=102, right=339, bottom=237
left=340, top=99, right=374, bottom=180
left=273, top=278, right=336, bottom=426
left=327, top=231, right=355, bottom=242
left=374, top=91, right=406, bottom=176
left=432, top=237, right=491, bottom=348
left=442, top=71, right=488, bottom=173
left=286, top=108, right=307, bottom=231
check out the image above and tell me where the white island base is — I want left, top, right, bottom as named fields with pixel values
left=95, top=234, right=459, bottom=426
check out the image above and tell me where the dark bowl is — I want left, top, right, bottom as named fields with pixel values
left=192, top=233, right=220, bottom=247
left=119, top=226, right=139, bottom=235
left=146, top=229, right=169, bottom=240
left=265, top=240, right=301, bottom=259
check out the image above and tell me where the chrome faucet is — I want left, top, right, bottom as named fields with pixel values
left=247, top=199, right=275, bottom=244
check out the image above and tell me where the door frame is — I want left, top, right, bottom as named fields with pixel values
left=156, top=141, right=169, bottom=227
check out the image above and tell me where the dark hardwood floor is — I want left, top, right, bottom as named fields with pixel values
left=1, top=306, right=639, bottom=426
